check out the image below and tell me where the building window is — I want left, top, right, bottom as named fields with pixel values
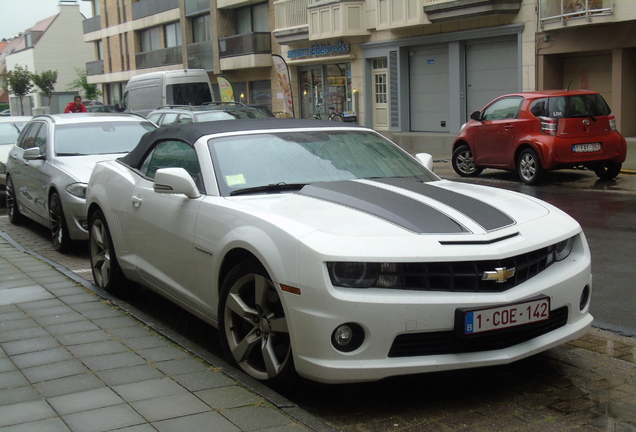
left=165, top=22, right=182, bottom=47
left=96, top=40, right=103, bottom=60
left=236, top=2, right=268, bottom=34
left=192, top=14, right=210, bottom=42
left=139, top=27, right=161, bottom=52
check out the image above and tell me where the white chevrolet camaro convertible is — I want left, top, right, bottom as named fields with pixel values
left=86, top=119, right=593, bottom=385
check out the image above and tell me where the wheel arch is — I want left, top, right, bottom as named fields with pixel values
left=514, top=143, right=545, bottom=169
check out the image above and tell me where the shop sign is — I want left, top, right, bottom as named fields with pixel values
left=287, top=41, right=350, bottom=59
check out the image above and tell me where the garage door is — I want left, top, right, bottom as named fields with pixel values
left=409, top=46, right=449, bottom=132
left=465, top=37, right=518, bottom=116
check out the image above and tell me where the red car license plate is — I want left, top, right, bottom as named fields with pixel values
left=463, top=297, right=550, bottom=335
left=573, top=143, right=601, bottom=153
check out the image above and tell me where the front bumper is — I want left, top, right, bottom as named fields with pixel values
left=284, top=234, right=592, bottom=384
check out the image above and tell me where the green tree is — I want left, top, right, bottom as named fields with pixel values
left=67, top=68, right=102, bottom=101
left=2, top=65, right=34, bottom=115
left=32, top=70, right=58, bottom=105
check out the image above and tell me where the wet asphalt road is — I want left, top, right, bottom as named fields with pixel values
left=1, top=165, right=635, bottom=432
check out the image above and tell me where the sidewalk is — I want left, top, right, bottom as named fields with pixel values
left=0, top=234, right=335, bottom=432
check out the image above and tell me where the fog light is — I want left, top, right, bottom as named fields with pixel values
left=580, top=285, right=590, bottom=311
left=331, top=323, right=364, bottom=352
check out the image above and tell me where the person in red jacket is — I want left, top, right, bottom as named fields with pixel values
left=64, top=96, right=87, bottom=113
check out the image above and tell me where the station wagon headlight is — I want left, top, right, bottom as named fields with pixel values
left=554, top=237, right=574, bottom=261
left=66, top=182, right=88, bottom=199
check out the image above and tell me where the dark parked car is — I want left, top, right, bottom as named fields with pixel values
left=452, top=90, right=627, bottom=185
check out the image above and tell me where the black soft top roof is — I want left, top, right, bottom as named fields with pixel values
left=119, top=118, right=361, bottom=168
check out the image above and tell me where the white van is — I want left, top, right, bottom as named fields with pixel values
left=118, top=69, right=214, bottom=117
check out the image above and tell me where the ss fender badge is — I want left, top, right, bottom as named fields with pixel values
left=482, top=267, right=516, bottom=283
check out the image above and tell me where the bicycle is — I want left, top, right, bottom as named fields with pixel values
left=308, top=105, right=343, bottom=121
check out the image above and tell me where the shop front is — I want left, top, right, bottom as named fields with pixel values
left=286, top=41, right=358, bottom=122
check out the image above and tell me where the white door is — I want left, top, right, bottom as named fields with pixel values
left=372, top=58, right=389, bottom=130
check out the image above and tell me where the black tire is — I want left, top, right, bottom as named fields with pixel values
left=218, top=260, right=295, bottom=385
left=89, top=209, right=124, bottom=291
left=49, top=191, right=71, bottom=252
left=517, top=148, right=544, bottom=185
left=452, top=144, right=483, bottom=177
left=6, top=175, right=23, bottom=225
left=594, top=161, right=621, bottom=180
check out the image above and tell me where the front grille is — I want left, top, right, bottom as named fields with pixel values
left=388, top=306, right=568, bottom=358
left=391, top=245, right=555, bottom=293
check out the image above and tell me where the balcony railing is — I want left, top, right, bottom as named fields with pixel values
left=308, top=0, right=369, bottom=40
left=187, top=41, right=214, bottom=70
left=218, top=33, right=271, bottom=58
left=275, top=0, right=309, bottom=31
left=423, top=0, right=521, bottom=23
left=377, top=0, right=427, bottom=30
left=185, top=0, right=211, bottom=16
left=539, top=0, right=612, bottom=25
left=132, top=0, right=179, bottom=20
left=82, top=15, right=101, bottom=34
left=135, top=46, right=183, bottom=69
left=86, top=60, right=104, bottom=76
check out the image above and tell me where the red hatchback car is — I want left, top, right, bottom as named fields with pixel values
left=452, top=90, right=627, bottom=185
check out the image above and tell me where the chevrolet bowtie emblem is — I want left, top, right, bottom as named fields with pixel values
left=482, top=267, right=516, bottom=283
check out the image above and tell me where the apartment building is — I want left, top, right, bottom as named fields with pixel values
left=82, top=0, right=636, bottom=135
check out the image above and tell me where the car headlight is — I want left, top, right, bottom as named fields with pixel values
left=327, top=262, right=401, bottom=288
left=554, top=237, right=574, bottom=261
left=66, top=182, right=88, bottom=199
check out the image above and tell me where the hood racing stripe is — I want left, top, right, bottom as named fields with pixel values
left=298, top=181, right=467, bottom=234
left=371, top=178, right=515, bottom=231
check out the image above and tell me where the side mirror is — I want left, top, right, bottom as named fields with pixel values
left=470, top=111, right=481, bottom=121
left=24, top=147, right=44, bottom=160
left=154, top=168, right=200, bottom=199
left=415, top=153, right=434, bottom=171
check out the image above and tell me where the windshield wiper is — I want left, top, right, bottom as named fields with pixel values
left=569, top=113, right=597, bottom=121
left=230, top=182, right=307, bottom=196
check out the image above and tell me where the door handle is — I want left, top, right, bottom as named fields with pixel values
left=504, top=124, right=514, bottom=130
left=131, top=195, right=142, bottom=208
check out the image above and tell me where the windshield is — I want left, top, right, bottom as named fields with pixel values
left=0, top=122, right=28, bottom=145
left=54, top=121, right=156, bottom=155
left=209, top=130, right=437, bottom=196
left=167, top=83, right=213, bottom=106
left=196, top=110, right=268, bottom=122
left=547, top=94, right=611, bottom=118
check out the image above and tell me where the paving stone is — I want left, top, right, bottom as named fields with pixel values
left=23, top=357, right=86, bottom=382
left=34, top=372, right=105, bottom=398
left=62, top=404, right=146, bottom=432
left=113, top=378, right=189, bottom=403
left=11, top=346, right=73, bottom=369
left=153, top=411, right=239, bottom=432
left=222, top=405, right=297, bottom=432
left=130, top=393, right=211, bottom=422
left=173, top=369, right=236, bottom=392
left=48, top=387, right=125, bottom=416
left=196, top=385, right=264, bottom=409
left=0, top=400, right=57, bottom=428
left=96, top=364, right=165, bottom=387
left=2, top=336, right=60, bottom=356
left=81, top=351, right=147, bottom=372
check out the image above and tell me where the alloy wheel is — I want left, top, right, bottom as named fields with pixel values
left=221, top=266, right=292, bottom=382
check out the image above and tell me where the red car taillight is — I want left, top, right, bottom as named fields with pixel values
left=609, top=115, right=617, bottom=131
left=539, top=116, right=558, bottom=136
